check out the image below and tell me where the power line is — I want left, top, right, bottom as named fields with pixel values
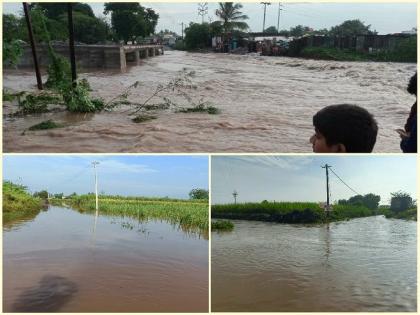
left=329, top=167, right=360, bottom=195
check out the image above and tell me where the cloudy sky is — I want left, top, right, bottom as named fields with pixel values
left=211, top=155, right=416, bottom=205
left=3, top=2, right=417, bottom=35
left=3, top=155, right=208, bottom=199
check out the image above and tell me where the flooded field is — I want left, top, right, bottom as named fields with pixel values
left=211, top=216, right=416, bottom=312
left=3, top=51, right=416, bottom=153
left=3, top=205, right=208, bottom=312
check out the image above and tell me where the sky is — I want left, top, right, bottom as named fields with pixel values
left=211, top=155, right=417, bottom=205
left=3, top=2, right=417, bottom=35
left=3, top=155, right=208, bottom=199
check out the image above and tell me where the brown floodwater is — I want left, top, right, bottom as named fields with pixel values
left=3, top=206, right=208, bottom=312
left=3, top=51, right=416, bottom=153
left=211, top=217, right=416, bottom=312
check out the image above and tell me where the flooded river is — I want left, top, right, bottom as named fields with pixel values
left=211, top=216, right=416, bottom=312
left=3, top=206, right=208, bottom=312
left=3, top=51, right=416, bottom=153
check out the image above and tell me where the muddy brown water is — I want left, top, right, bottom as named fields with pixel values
left=3, top=51, right=416, bottom=153
left=3, top=206, right=208, bottom=312
left=211, top=216, right=416, bottom=312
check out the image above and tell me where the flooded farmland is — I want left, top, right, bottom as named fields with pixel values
left=211, top=216, right=416, bottom=312
left=3, top=205, right=208, bottom=312
left=3, top=51, right=416, bottom=153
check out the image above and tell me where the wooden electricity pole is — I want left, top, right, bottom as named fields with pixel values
left=261, top=2, right=271, bottom=33
left=23, top=2, right=43, bottom=90
left=67, top=3, right=77, bottom=86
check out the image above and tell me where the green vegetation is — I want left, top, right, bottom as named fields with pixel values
left=103, top=3, right=158, bottom=44
left=212, top=219, right=234, bottom=231
left=300, top=37, right=416, bottom=63
left=177, top=103, right=220, bottom=114
left=189, top=188, right=209, bottom=200
left=212, top=201, right=377, bottom=224
left=28, top=120, right=64, bottom=131
left=132, top=114, right=157, bottom=123
left=61, top=194, right=209, bottom=233
left=3, top=181, right=43, bottom=224
left=377, top=191, right=417, bottom=221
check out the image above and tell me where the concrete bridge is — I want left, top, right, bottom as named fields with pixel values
left=13, top=44, right=164, bottom=71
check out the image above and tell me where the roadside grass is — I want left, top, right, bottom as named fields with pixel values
left=3, top=181, right=43, bottom=224
left=212, top=219, right=234, bottom=231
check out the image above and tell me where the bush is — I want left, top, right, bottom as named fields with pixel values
left=390, top=191, right=413, bottom=212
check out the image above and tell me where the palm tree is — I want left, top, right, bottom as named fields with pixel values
left=215, top=2, right=249, bottom=35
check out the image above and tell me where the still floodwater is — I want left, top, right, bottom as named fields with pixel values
left=212, top=216, right=416, bottom=312
left=3, top=206, right=208, bottom=312
left=3, top=51, right=416, bottom=153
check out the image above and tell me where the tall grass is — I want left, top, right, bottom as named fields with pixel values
left=64, top=194, right=209, bottom=233
left=212, top=201, right=376, bottom=224
left=3, top=181, right=43, bottom=224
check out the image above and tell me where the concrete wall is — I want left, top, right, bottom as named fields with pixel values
left=11, top=44, right=163, bottom=71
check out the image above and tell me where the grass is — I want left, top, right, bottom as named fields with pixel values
left=176, top=103, right=220, bottom=114
left=212, top=220, right=234, bottom=231
left=212, top=201, right=376, bottom=224
left=132, top=114, right=157, bottom=123
left=28, top=120, right=64, bottom=131
left=3, top=181, right=43, bottom=225
left=61, top=194, right=209, bottom=234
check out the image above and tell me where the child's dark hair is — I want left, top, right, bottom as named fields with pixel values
left=313, top=104, right=378, bottom=152
left=407, top=72, right=417, bottom=96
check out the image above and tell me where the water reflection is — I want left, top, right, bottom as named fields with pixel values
left=12, top=275, right=78, bottom=312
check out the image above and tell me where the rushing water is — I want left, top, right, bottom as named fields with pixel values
left=211, top=216, right=416, bottom=312
left=3, top=51, right=416, bottom=153
left=3, top=206, right=208, bottom=312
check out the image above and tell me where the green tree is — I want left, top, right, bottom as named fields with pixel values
left=362, top=193, right=380, bottom=210
left=103, top=3, right=159, bottom=43
left=54, top=193, right=64, bottom=199
left=329, top=19, right=376, bottom=36
left=215, top=2, right=249, bottom=35
left=189, top=188, right=209, bottom=200
left=390, top=191, right=413, bottom=212
left=289, top=25, right=312, bottom=37
left=184, top=22, right=210, bottom=49
left=30, top=3, right=95, bottom=19
left=264, top=26, right=278, bottom=34
left=33, top=190, right=49, bottom=199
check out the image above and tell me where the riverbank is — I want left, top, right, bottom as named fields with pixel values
left=53, top=194, right=209, bottom=233
left=379, top=207, right=417, bottom=221
left=212, top=202, right=376, bottom=223
left=3, top=181, right=43, bottom=224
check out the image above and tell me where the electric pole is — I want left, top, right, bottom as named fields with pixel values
left=233, top=190, right=238, bottom=204
left=92, top=161, right=99, bottom=211
left=277, top=3, right=283, bottom=33
left=321, top=164, right=331, bottom=211
left=198, top=3, right=208, bottom=24
left=23, top=2, right=43, bottom=90
left=261, top=2, right=271, bottom=33
left=67, top=3, right=77, bottom=87
left=180, top=22, right=184, bottom=40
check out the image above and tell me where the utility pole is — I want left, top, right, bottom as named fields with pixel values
left=277, top=3, right=283, bottom=33
left=321, top=164, right=331, bottom=211
left=92, top=161, right=99, bottom=211
left=180, top=22, right=184, bottom=40
left=22, top=2, right=43, bottom=90
left=261, top=2, right=271, bottom=33
left=67, top=3, right=77, bottom=86
left=198, top=3, right=208, bottom=24
left=233, top=190, right=238, bottom=204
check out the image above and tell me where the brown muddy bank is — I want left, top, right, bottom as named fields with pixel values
left=3, top=51, right=416, bottom=153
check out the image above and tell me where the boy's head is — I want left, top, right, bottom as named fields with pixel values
left=407, top=72, right=417, bottom=96
left=311, top=104, right=378, bottom=153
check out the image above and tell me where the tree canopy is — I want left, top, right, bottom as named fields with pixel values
left=215, top=2, right=249, bottom=34
left=103, top=3, right=159, bottom=43
left=189, top=188, right=209, bottom=200
left=329, top=19, right=376, bottom=36
left=338, top=193, right=380, bottom=210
